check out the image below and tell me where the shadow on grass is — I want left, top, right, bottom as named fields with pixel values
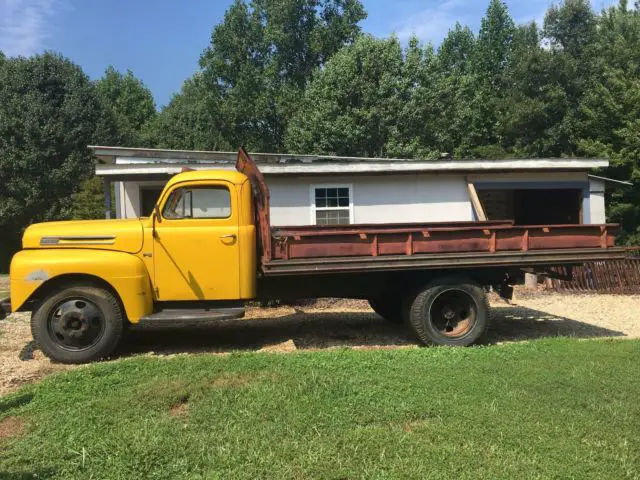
left=0, top=470, right=56, bottom=480
left=0, top=393, right=33, bottom=415
left=114, top=305, right=625, bottom=358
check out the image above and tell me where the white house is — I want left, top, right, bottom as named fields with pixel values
left=91, top=146, right=628, bottom=226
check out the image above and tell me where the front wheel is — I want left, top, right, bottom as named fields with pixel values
left=31, top=285, right=124, bottom=364
left=405, top=277, right=490, bottom=346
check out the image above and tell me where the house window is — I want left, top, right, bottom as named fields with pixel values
left=311, top=185, right=353, bottom=225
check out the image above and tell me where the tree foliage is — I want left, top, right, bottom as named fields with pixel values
left=148, top=75, right=231, bottom=151
left=162, top=0, right=367, bottom=152
left=95, top=66, right=157, bottom=147
left=285, top=35, right=407, bottom=157
left=0, top=53, right=106, bottom=269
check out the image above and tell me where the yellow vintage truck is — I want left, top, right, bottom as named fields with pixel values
left=0, top=149, right=627, bottom=363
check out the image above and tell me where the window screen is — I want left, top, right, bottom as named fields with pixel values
left=163, top=186, right=231, bottom=219
left=313, top=186, right=351, bottom=225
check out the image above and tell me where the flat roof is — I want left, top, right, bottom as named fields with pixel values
left=90, top=145, right=609, bottom=177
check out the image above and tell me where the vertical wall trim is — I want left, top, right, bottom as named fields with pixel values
left=582, top=187, right=591, bottom=224
left=466, top=177, right=487, bottom=221
left=114, top=182, right=122, bottom=219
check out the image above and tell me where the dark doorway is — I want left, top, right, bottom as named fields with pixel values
left=478, top=189, right=582, bottom=225
left=140, top=187, right=164, bottom=217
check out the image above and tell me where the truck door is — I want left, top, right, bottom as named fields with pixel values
left=152, top=181, right=240, bottom=300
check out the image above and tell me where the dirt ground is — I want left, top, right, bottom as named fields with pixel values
left=1, top=292, right=639, bottom=396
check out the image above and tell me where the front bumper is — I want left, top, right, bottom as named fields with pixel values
left=0, top=297, right=11, bottom=320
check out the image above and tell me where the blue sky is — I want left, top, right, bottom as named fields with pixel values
left=0, top=0, right=618, bottom=108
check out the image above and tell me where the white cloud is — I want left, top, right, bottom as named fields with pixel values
left=392, top=0, right=472, bottom=44
left=0, top=0, right=67, bottom=57
left=392, top=0, right=623, bottom=46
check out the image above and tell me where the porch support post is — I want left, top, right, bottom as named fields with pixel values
left=103, top=177, right=111, bottom=219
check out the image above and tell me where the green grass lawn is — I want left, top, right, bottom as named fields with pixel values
left=2, top=339, right=640, bottom=479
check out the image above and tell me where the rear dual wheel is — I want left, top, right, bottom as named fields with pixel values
left=405, top=277, right=490, bottom=347
left=368, top=296, right=403, bottom=324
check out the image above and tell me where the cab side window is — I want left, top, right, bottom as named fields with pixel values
left=163, top=186, right=231, bottom=219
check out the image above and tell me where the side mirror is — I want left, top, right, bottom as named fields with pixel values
left=152, top=204, right=162, bottom=239
left=154, top=204, right=162, bottom=223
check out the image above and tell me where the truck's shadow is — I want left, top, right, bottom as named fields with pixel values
left=115, top=305, right=625, bottom=358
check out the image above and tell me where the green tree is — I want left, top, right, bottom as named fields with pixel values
left=0, top=53, right=106, bottom=269
left=432, top=24, right=482, bottom=156
left=474, top=0, right=515, bottom=86
left=385, top=37, right=440, bottom=159
left=540, top=0, right=597, bottom=154
left=285, top=35, right=405, bottom=157
left=462, top=0, right=516, bottom=156
left=95, top=66, right=157, bottom=147
left=438, top=23, right=475, bottom=75
left=199, top=0, right=366, bottom=152
left=148, top=75, right=231, bottom=151
left=497, top=22, right=570, bottom=156
left=544, top=0, right=597, bottom=59
left=70, top=177, right=115, bottom=220
left=574, top=1, right=640, bottom=243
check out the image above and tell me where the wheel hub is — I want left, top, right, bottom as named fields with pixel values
left=430, top=289, right=477, bottom=338
left=48, top=298, right=105, bottom=351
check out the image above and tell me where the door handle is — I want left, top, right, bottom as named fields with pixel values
left=219, top=234, right=237, bottom=240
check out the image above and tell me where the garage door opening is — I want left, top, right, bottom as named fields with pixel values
left=477, top=189, right=582, bottom=225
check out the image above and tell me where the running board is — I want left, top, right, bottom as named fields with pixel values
left=139, top=307, right=245, bottom=322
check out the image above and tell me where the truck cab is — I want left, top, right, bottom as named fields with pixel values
left=6, top=166, right=258, bottom=363
left=141, top=169, right=257, bottom=302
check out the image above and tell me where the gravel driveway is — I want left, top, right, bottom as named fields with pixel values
left=1, top=293, right=638, bottom=395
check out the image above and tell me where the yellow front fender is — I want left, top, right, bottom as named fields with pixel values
left=10, top=249, right=154, bottom=322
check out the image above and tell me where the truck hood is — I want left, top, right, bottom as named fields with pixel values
left=23, top=218, right=144, bottom=254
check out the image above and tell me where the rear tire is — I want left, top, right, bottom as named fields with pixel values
left=31, top=285, right=124, bottom=364
left=405, top=276, right=489, bottom=346
left=368, top=296, right=403, bottom=324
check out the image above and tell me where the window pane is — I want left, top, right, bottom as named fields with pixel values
left=316, top=209, right=350, bottom=225
left=163, top=187, right=231, bottom=219
left=337, top=196, right=349, bottom=207
left=338, top=188, right=349, bottom=198
left=316, top=198, right=327, bottom=208
left=315, top=188, right=327, bottom=201
left=327, top=197, right=338, bottom=207
left=337, top=210, right=350, bottom=223
left=191, top=188, right=231, bottom=218
left=162, top=189, right=184, bottom=219
left=316, top=210, right=329, bottom=225
left=327, top=188, right=337, bottom=198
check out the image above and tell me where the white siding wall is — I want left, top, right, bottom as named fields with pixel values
left=589, top=177, right=606, bottom=224
left=118, top=171, right=605, bottom=225
left=268, top=174, right=473, bottom=225
left=121, top=181, right=166, bottom=218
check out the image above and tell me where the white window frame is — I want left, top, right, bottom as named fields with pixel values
left=309, top=184, right=354, bottom=225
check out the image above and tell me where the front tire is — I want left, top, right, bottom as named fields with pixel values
left=31, top=285, right=124, bottom=364
left=405, top=277, right=490, bottom=346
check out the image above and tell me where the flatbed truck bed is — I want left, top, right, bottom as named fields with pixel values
left=236, top=149, right=627, bottom=278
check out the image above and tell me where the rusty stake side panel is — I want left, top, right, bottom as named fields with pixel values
left=270, top=223, right=619, bottom=261
left=262, top=247, right=630, bottom=276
